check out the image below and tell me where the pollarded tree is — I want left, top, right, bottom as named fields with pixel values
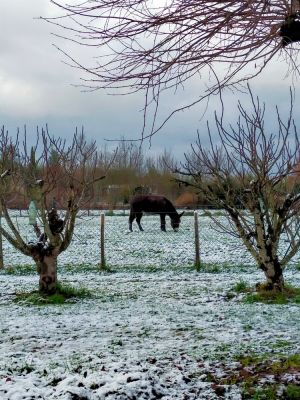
left=47, top=0, right=300, bottom=137
left=0, top=127, right=107, bottom=294
left=177, top=88, right=300, bottom=291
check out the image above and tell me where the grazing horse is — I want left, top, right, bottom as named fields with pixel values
left=129, top=195, right=184, bottom=232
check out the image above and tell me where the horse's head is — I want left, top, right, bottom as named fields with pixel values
left=171, top=211, right=184, bottom=232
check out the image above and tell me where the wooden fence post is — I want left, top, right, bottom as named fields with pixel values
left=100, top=212, right=106, bottom=270
left=194, top=211, right=201, bottom=271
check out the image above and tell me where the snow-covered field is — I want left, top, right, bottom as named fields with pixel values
left=0, top=213, right=299, bottom=399
left=3, top=212, right=300, bottom=268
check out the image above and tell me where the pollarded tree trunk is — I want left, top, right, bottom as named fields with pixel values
left=36, top=253, right=58, bottom=295
left=31, top=245, right=60, bottom=295
left=29, top=208, right=64, bottom=295
left=260, top=258, right=284, bottom=291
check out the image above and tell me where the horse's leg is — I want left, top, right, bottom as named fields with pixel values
left=129, top=210, right=135, bottom=232
left=160, top=214, right=166, bottom=231
left=136, top=212, right=144, bottom=231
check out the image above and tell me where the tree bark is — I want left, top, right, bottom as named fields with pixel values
left=36, top=253, right=58, bottom=295
left=260, top=260, right=284, bottom=291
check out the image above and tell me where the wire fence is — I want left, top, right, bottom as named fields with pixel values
left=63, top=210, right=257, bottom=268
left=2, top=209, right=299, bottom=270
left=98, top=211, right=200, bottom=270
left=0, top=209, right=201, bottom=269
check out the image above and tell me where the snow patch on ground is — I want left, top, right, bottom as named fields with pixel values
left=0, top=214, right=299, bottom=399
left=1, top=269, right=299, bottom=399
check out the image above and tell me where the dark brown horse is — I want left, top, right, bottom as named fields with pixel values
left=129, top=195, right=184, bottom=232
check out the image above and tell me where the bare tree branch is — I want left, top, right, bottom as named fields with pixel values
left=44, top=1, right=300, bottom=137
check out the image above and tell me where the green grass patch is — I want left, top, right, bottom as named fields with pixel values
left=236, top=353, right=300, bottom=372
left=14, top=282, right=92, bottom=305
left=2, top=262, right=255, bottom=276
left=243, top=385, right=278, bottom=400
left=243, top=383, right=300, bottom=400
left=106, top=264, right=196, bottom=273
left=242, top=324, right=253, bottom=332
left=184, top=350, right=299, bottom=397
left=232, top=280, right=250, bottom=293
left=244, top=284, right=300, bottom=304
left=229, top=353, right=300, bottom=399
left=284, top=384, right=300, bottom=400
left=62, top=263, right=96, bottom=273
left=235, top=353, right=268, bottom=367
left=1, top=262, right=116, bottom=276
left=272, top=340, right=291, bottom=349
left=227, top=280, right=252, bottom=300
left=198, top=263, right=221, bottom=273
left=61, top=263, right=114, bottom=274
left=55, top=282, right=91, bottom=298
left=198, top=263, right=255, bottom=274
left=60, top=262, right=201, bottom=274
left=1, top=264, right=36, bottom=276
left=245, top=292, right=287, bottom=304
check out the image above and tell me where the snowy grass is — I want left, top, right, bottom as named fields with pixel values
left=2, top=212, right=300, bottom=269
left=14, top=282, right=92, bottom=306
left=0, top=213, right=299, bottom=399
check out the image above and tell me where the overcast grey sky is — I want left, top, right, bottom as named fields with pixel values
left=0, top=0, right=299, bottom=160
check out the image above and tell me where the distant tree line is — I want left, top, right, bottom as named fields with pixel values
left=4, top=129, right=300, bottom=212
left=2, top=135, right=187, bottom=210
left=96, top=140, right=183, bottom=208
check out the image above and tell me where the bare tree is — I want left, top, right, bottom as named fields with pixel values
left=177, top=88, right=300, bottom=291
left=156, top=149, right=177, bottom=174
left=0, top=127, right=107, bottom=295
left=47, top=1, right=300, bottom=137
left=114, top=137, right=144, bottom=171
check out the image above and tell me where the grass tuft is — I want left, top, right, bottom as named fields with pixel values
left=244, top=284, right=300, bottom=304
left=232, top=280, right=250, bottom=293
left=15, top=282, right=92, bottom=305
left=236, top=353, right=300, bottom=372
left=244, top=385, right=278, bottom=400
left=55, top=282, right=91, bottom=298
left=199, top=263, right=221, bottom=273
left=284, top=384, right=300, bottom=399
left=236, top=354, right=300, bottom=399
